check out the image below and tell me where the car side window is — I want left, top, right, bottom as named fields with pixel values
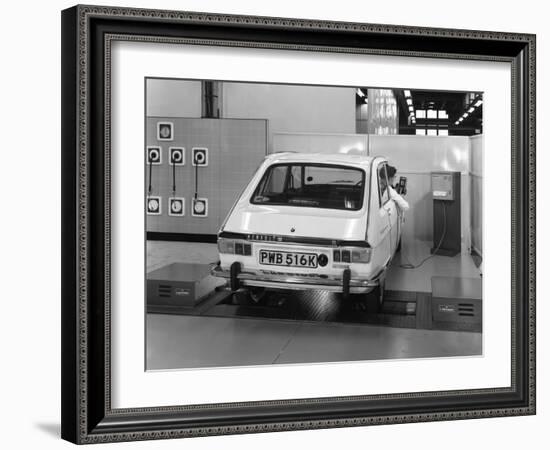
left=264, top=165, right=288, bottom=194
left=377, top=164, right=390, bottom=207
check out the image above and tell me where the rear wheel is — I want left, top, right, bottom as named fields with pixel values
left=232, top=287, right=268, bottom=306
left=248, top=287, right=266, bottom=303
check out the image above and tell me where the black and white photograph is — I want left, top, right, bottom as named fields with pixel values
left=56, top=3, right=537, bottom=445
left=145, top=78, right=484, bottom=370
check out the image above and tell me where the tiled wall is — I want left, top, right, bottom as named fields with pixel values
left=145, top=118, right=267, bottom=235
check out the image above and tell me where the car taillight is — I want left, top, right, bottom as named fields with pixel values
left=333, top=247, right=371, bottom=264
left=218, top=238, right=234, bottom=254
left=351, top=248, right=371, bottom=263
left=218, top=238, right=252, bottom=255
left=341, top=250, right=351, bottom=263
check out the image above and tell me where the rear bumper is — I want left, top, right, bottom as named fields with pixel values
left=211, top=264, right=381, bottom=294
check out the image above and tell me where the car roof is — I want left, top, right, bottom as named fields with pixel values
left=264, top=152, right=380, bottom=169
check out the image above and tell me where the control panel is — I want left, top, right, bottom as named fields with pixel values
left=145, top=118, right=268, bottom=235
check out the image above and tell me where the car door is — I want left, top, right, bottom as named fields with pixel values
left=383, top=163, right=400, bottom=255
left=367, top=161, right=394, bottom=268
left=379, top=163, right=399, bottom=255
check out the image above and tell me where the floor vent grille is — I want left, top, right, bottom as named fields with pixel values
left=158, top=285, right=172, bottom=297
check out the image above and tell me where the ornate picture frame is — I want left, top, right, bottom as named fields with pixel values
left=61, top=5, right=536, bottom=444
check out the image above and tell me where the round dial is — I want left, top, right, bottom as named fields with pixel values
left=194, top=201, right=205, bottom=214
left=148, top=199, right=159, bottom=211
left=171, top=200, right=182, bottom=213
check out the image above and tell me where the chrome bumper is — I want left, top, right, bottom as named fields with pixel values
left=211, top=265, right=380, bottom=294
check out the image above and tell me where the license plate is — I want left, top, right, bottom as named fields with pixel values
left=259, top=250, right=318, bottom=268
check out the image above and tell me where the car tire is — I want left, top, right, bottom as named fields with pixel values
left=366, top=278, right=385, bottom=314
left=248, top=287, right=266, bottom=304
left=232, top=290, right=250, bottom=305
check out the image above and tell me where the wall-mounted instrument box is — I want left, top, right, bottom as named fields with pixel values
left=431, top=172, right=455, bottom=201
left=431, top=171, right=461, bottom=256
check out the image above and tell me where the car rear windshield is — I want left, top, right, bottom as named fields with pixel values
left=251, top=163, right=365, bottom=211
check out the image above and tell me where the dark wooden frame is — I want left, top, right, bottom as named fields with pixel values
left=61, top=4, right=536, bottom=444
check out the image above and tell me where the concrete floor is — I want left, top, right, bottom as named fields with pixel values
left=147, top=314, right=481, bottom=370
left=146, top=239, right=482, bottom=370
left=387, top=239, right=481, bottom=292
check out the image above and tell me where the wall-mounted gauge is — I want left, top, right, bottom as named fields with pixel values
left=192, top=147, right=208, bottom=166
left=169, top=147, right=185, bottom=166
left=191, top=198, right=208, bottom=217
left=157, top=122, right=174, bottom=141
left=146, top=196, right=162, bottom=215
left=168, top=197, right=185, bottom=216
left=146, top=146, right=162, bottom=165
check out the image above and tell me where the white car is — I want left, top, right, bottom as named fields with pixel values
left=212, top=152, right=403, bottom=311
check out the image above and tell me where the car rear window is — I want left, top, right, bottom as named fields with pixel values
left=251, top=163, right=366, bottom=211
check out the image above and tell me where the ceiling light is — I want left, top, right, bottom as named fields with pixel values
left=357, top=89, right=365, bottom=98
left=406, top=98, right=412, bottom=105
left=404, top=90, right=411, bottom=97
left=463, top=113, right=468, bottom=118
left=455, top=121, right=459, bottom=125
left=468, top=107, right=475, bottom=113
left=475, top=99, right=483, bottom=107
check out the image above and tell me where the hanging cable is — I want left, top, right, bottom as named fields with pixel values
left=171, top=152, right=177, bottom=195
left=399, top=202, right=447, bottom=269
left=194, top=163, right=199, bottom=199
left=147, top=152, right=154, bottom=195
